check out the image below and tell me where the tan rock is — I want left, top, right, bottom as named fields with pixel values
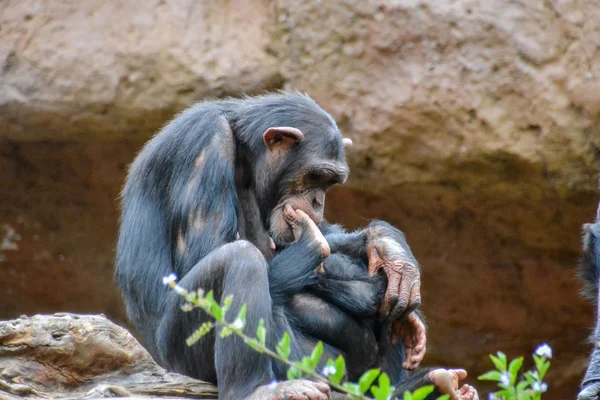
left=1, top=1, right=599, bottom=398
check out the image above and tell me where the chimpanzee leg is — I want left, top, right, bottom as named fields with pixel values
left=378, top=337, right=477, bottom=400
left=156, top=241, right=276, bottom=399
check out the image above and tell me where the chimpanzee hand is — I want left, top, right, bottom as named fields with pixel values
left=391, top=312, right=427, bottom=370
left=366, top=230, right=421, bottom=319
left=283, top=204, right=330, bottom=258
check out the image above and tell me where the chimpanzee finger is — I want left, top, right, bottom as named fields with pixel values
left=389, top=281, right=418, bottom=322
left=283, top=205, right=312, bottom=239
left=382, top=270, right=401, bottom=314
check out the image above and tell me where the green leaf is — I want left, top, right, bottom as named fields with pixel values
left=435, top=395, right=450, bottom=400
left=516, top=380, right=530, bottom=392
left=210, top=301, right=223, bottom=322
left=378, top=372, right=391, bottom=391
left=287, top=366, right=302, bottom=380
left=256, top=318, right=266, bottom=345
left=508, top=357, right=524, bottom=385
left=327, top=357, right=345, bottom=386
left=411, top=385, right=435, bottom=400
left=539, top=360, right=550, bottom=380
left=276, top=332, right=291, bottom=359
left=371, top=386, right=382, bottom=400
left=478, top=371, right=502, bottom=381
left=370, top=372, right=394, bottom=400
left=494, top=389, right=512, bottom=398
left=358, top=369, right=380, bottom=394
left=496, top=351, right=508, bottom=368
left=533, top=354, right=544, bottom=372
left=221, top=295, right=233, bottom=314
left=490, top=353, right=507, bottom=372
left=342, top=382, right=361, bottom=395
left=237, top=303, right=247, bottom=325
left=403, top=391, right=413, bottom=400
left=309, top=341, right=323, bottom=370
left=523, top=371, right=536, bottom=384
left=204, top=290, right=215, bottom=306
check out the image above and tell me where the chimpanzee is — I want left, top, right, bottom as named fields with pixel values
left=115, top=92, right=472, bottom=399
left=578, top=203, right=600, bottom=400
left=284, top=212, right=478, bottom=400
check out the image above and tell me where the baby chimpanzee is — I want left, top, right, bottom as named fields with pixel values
left=275, top=208, right=478, bottom=400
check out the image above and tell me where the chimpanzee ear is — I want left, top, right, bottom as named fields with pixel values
left=263, top=127, right=304, bottom=152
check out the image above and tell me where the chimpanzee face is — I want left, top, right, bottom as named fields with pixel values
left=261, top=126, right=351, bottom=247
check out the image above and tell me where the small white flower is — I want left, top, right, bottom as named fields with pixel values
left=532, top=381, right=548, bottom=393
left=232, top=318, right=244, bottom=330
left=488, top=393, right=498, bottom=400
left=535, top=343, right=552, bottom=359
left=322, top=365, right=337, bottom=376
left=267, top=380, right=278, bottom=391
left=500, top=372, right=510, bottom=386
left=162, top=273, right=177, bottom=285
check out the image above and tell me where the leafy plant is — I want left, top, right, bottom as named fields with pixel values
left=478, top=345, right=551, bottom=400
left=163, top=274, right=447, bottom=400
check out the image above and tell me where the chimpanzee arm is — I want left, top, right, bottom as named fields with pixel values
left=321, top=220, right=417, bottom=265
left=321, top=220, right=421, bottom=318
left=268, top=237, right=325, bottom=305
left=319, top=220, right=368, bottom=261
left=579, top=215, right=600, bottom=400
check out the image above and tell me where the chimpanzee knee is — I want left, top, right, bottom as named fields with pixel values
left=155, top=240, right=275, bottom=396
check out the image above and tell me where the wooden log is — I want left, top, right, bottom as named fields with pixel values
left=0, top=313, right=218, bottom=399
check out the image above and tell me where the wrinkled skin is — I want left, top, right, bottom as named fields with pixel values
left=250, top=380, right=331, bottom=400
left=429, top=369, right=479, bottom=400
left=393, top=312, right=427, bottom=370
left=366, top=226, right=425, bottom=369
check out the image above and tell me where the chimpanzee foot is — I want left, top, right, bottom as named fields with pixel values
left=458, top=383, right=479, bottom=400
left=429, top=369, right=478, bottom=400
left=579, top=382, right=600, bottom=400
left=283, top=204, right=330, bottom=257
left=250, top=379, right=331, bottom=400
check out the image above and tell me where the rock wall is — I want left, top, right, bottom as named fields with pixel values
left=1, top=1, right=599, bottom=398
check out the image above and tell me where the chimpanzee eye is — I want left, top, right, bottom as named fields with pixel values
left=307, top=172, right=321, bottom=182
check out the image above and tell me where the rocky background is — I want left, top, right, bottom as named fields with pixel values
left=1, top=1, right=599, bottom=398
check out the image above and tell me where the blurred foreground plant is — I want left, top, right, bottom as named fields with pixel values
left=163, top=273, right=449, bottom=400
left=478, top=344, right=551, bottom=400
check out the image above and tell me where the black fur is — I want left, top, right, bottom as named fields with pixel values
left=579, top=208, right=600, bottom=398
left=115, top=92, right=433, bottom=399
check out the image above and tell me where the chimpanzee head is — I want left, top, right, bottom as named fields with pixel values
left=238, top=92, right=352, bottom=247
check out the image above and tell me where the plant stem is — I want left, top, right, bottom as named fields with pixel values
left=225, top=323, right=360, bottom=396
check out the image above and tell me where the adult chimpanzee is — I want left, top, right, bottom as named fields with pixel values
left=578, top=203, right=600, bottom=400
left=115, top=92, right=469, bottom=399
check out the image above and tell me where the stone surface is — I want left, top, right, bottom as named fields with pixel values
left=1, top=1, right=599, bottom=399
left=0, top=313, right=218, bottom=399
